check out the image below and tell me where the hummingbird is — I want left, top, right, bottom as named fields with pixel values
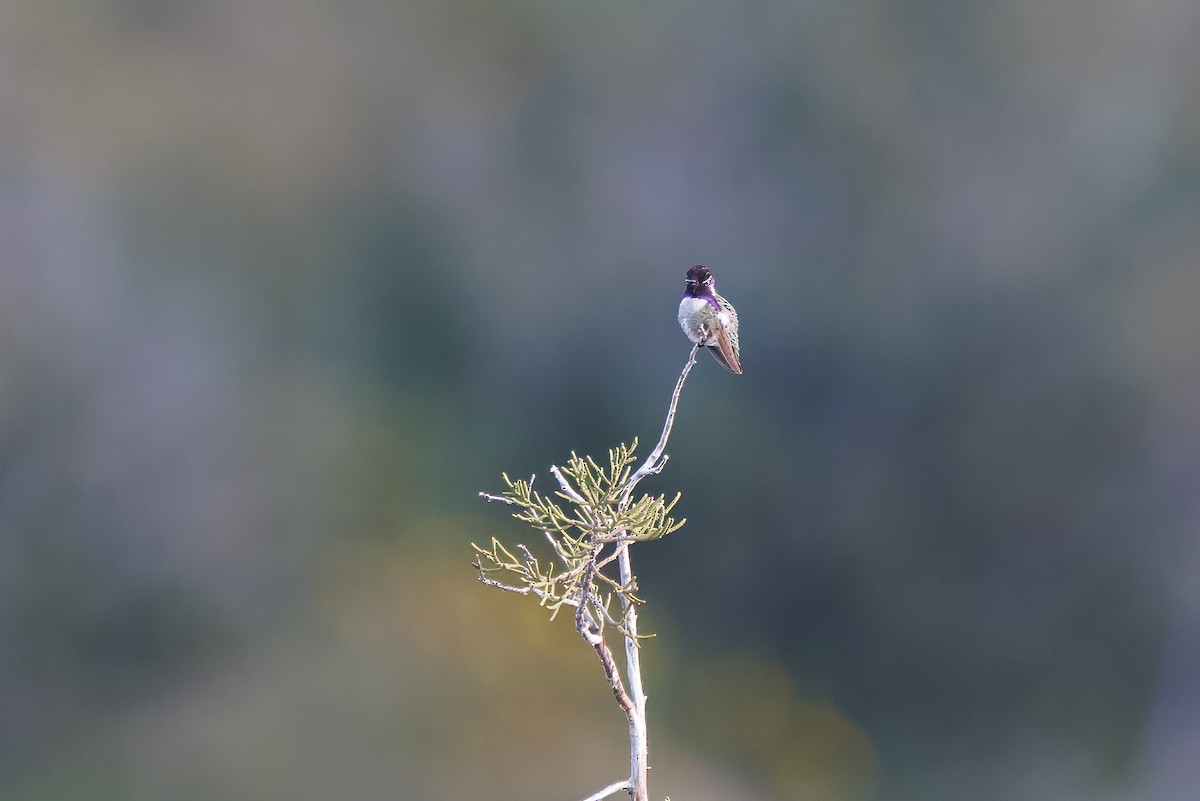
left=678, top=265, right=742, bottom=374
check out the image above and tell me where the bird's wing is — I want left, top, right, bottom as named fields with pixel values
left=709, top=326, right=742, bottom=374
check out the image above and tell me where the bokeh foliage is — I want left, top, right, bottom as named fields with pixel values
left=1, top=0, right=1198, bottom=799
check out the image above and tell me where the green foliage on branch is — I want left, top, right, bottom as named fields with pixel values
left=472, top=439, right=685, bottom=629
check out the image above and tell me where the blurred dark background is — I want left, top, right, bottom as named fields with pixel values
left=2, top=1, right=1199, bottom=799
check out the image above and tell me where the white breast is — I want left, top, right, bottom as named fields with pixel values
left=678, top=297, right=717, bottom=345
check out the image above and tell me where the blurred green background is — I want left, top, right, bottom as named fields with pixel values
left=2, top=0, right=1199, bottom=799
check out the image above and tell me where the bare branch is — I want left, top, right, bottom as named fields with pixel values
left=620, top=344, right=699, bottom=509
left=583, top=616, right=637, bottom=721
left=473, top=563, right=534, bottom=596
left=577, top=779, right=632, bottom=801
left=551, top=463, right=587, bottom=504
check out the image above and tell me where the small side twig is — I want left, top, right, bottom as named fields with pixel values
left=577, top=779, right=632, bottom=801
